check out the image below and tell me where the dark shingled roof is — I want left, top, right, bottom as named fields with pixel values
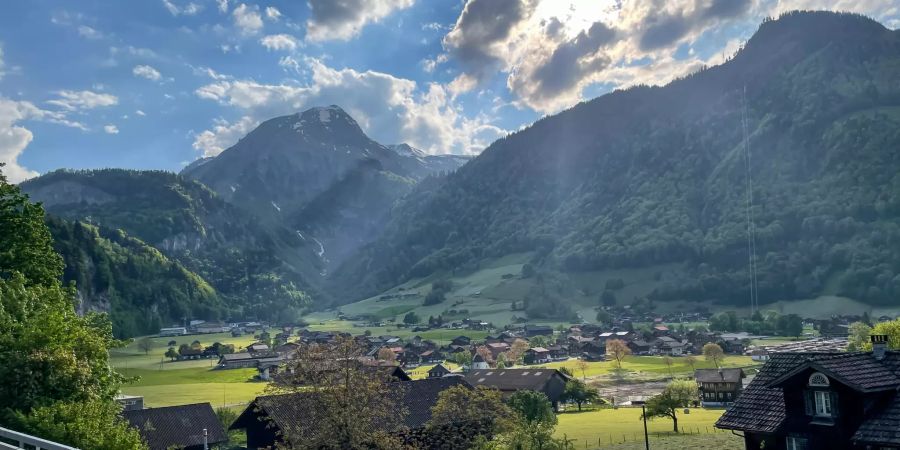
left=853, top=394, right=900, bottom=446
left=123, top=403, right=227, bottom=450
left=231, top=376, right=471, bottom=440
left=695, top=368, right=744, bottom=383
left=465, top=368, right=568, bottom=391
left=717, top=352, right=900, bottom=434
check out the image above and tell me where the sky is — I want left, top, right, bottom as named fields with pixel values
left=0, top=0, right=897, bottom=183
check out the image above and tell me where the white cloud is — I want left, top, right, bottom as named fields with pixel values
left=135, top=109, right=147, bottom=116
left=103, top=124, right=119, bottom=134
left=437, top=0, right=900, bottom=113
left=192, top=115, right=257, bottom=156
left=265, top=6, right=281, bottom=21
left=259, top=34, right=300, bottom=51
left=306, top=0, right=415, bottom=41
left=232, top=3, right=264, bottom=35
left=193, top=58, right=506, bottom=156
left=77, top=25, right=103, bottom=39
left=132, top=64, right=162, bottom=81
left=0, top=46, right=5, bottom=81
left=46, top=90, right=118, bottom=111
left=216, top=0, right=229, bottom=13
left=0, top=98, right=87, bottom=183
left=162, top=0, right=203, bottom=16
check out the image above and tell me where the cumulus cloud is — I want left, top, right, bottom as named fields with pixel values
left=0, top=46, right=5, bottom=81
left=306, top=0, right=415, bottom=41
left=442, top=0, right=538, bottom=84
left=136, top=109, right=147, bottom=116
left=162, top=0, right=203, bottom=16
left=438, top=0, right=900, bottom=113
left=192, top=115, right=257, bottom=157
left=0, top=98, right=87, bottom=183
left=132, top=64, right=162, bottom=81
left=259, top=34, right=300, bottom=51
left=103, top=124, right=119, bottom=134
left=265, top=6, right=281, bottom=21
left=46, top=90, right=118, bottom=111
left=216, top=0, right=229, bottom=13
left=233, top=3, right=263, bottom=35
left=193, top=59, right=506, bottom=156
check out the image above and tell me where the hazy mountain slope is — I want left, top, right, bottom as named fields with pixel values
left=21, top=169, right=324, bottom=322
left=331, top=11, right=900, bottom=308
left=46, top=216, right=221, bottom=338
left=181, top=106, right=469, bottom=274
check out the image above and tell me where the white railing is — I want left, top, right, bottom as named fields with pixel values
left=0, top=427, right=78, bottom=450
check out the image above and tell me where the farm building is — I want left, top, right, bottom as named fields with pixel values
left=123, top=403, right=227, bottom=450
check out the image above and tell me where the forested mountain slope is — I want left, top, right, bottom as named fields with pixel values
left=331, top=11, right=900, bottom=308
left=47, top=216, right=220, bottom=337
left=21, top=169, right=320, bottom=323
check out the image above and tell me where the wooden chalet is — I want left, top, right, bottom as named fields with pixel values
left=464, top=368, right=570, bottom=409
left=717, top=336, right=900, bottom=449
left=695, top=368, right=745, bottom=406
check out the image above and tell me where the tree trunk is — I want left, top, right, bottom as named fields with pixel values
left=577, top=402, right=582, bottom=411
left=672, top=412, right=678, bottom=433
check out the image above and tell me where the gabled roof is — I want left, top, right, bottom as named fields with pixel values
left=717, top=352, right=900, bottom=434
left=695, top=368, right=744, bottom=384
left=231, top=377, right=471, bottom=439
left=465, top=368, right=568, bottom=392
left=767, top=353, right=900, bottom=392
left=123, top=403, right=227, bottom=450
left=853, top=394, right=900, bottom=446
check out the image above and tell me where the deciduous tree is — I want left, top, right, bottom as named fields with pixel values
left=561, top=380, right=601, bottom=411
left=642, top=379, right=699, bottom=432
left=702, top=343, right=724, bottom=368
left=606, top=339, right=631, bottom=369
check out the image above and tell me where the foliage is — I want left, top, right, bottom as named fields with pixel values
left=423, top=280, right=453, bottom=306
left=403, top=311, right=420, bottom=324
left=376, top=347, right=397, bottom=362
left=702, top=343, right=725, bottom=368
left=136, top=337, right=153, bottom=354
left=0, top=165, right=64, bottom=287
left=450, top=351, right=473, bottom=367
left=0, top=168, right=144, bottom=448
left=331, top=13, right=900, bottom=312
left=11, top=399, right=145, bottom=450
left=606, top=339, right=631, bottom=369
left=272, top=336, right=405, bottom=449
left=508, top=390, right=557, bottom=425
left=428, top=385, right=516, bottom=438
left=642, top=379, right=699, bottom=432
left=561, top=380, right=601, bottom=411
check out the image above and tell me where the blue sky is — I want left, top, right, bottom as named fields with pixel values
left=1, top=0, right=897, bottom=183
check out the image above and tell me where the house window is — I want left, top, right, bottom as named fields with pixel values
left=786, top=436, right=808, bottom=450
left=808, top=372, right=829, bottom=387
left=814, top=391, right=832, bottom=417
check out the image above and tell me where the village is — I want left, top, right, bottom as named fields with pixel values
left=59, top=308, right=895, bottom=450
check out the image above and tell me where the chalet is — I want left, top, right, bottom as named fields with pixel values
left=577, top=341, right=606, bottom=360
left=717, top=335, right=900, bottom=449
left=546, top=344, right=568, bottom=360
left=652, top=336, right=685, bottom=356
left=627, top=340, right=652, bottom=355
left=218, top=352, right=259, bottom=369
left=695, top=368, right=745, bottom=406
left=486, top=342, right=510, bottom=359
left=525, top=325, right=554, bottom=337
left=248, top=343, right=270, bottom=354
left=451, top=335, right=472, bottom=346
left=116, top=394, right=144, bottom=412
left=231, top=377, right=472, bottom=449
left=465, top=368, right=570, bottom=410
left=428, top=363, right=451, bottom=378
left=123, top=403, right=227, bottom=450
left=472, top=353, right=489, bottom=370
left=419, top=349, right=444, bottom=364
left=524, top=347, right=551, bottom=364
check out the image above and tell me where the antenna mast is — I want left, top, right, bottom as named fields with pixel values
left=742, top=85, right=760, bottom=315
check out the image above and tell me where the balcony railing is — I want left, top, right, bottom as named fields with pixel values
left=0, top=427, right=78, bottom=450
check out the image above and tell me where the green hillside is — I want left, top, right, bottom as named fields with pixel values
left=331, top=12, right=900, bottom=316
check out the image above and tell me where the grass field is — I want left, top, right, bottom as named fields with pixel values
left=554, top=407, right=739, bottom=449
left=111, top=332, right=267, bottom=407
left=536, top=355, right=756, bottom=380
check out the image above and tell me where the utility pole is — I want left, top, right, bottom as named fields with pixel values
left=642, top=404, right=650, bottom=450
left=203, top=428, right=208, bottom=450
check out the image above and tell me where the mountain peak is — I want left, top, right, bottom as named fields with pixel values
left=388, top=143, right=426, bottom=158
left=295, top=105, right=359, bottom=129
